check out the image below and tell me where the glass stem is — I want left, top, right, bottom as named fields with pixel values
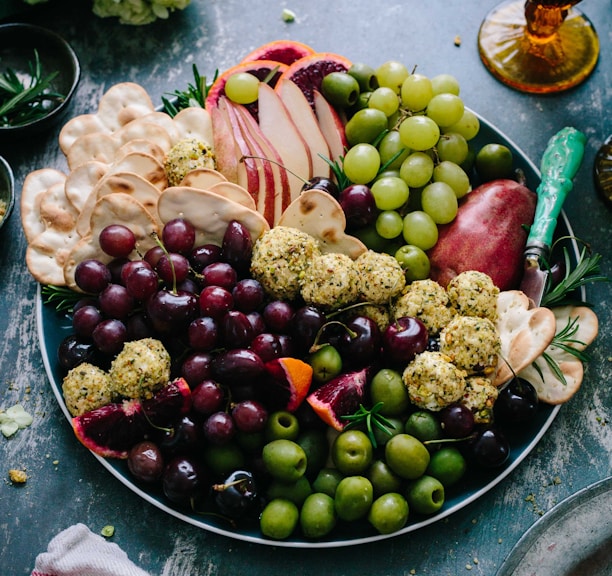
left=524, top=1, right=569, bottom=41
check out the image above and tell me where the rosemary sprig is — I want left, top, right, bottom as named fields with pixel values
left=0, top=50, right=65, bottom=127
left=41, top=284, right=83, bottom=313
left=534, top=315, right=591, bottom=387
left=162, top=64, right=217, bottom=117
left=541, top=245, right=608, bottom=308
left=341, top=402, right=397, bottom=449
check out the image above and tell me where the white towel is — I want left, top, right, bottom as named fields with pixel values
left=32, top=523, right=151, bottom=576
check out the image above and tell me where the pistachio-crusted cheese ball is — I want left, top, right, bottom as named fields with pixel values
left=439, top=316, right=501, bottom=375
left=354, top=250, right=406, bottom=305
left=301, top=252, right=359, bottom=311
left=109, top=338, right=171, bottom=400
left=250, top=226, right=320, bottom=300
left=446, top=270, right=500, bottom=321
left=62, top=363, right=113, bottom=417
left=165, top=138, right=215, bottom=186
left=461, top=376, right=499, bottom=424
left=403, top=351, right=467, bottom=411
left=393, top=279, right=453, bottom=335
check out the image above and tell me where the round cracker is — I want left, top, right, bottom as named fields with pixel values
left=518, top=305, right=599, bottom=404
left=26, top=227, right=81, bottom=286
left=157, top=185, right=269, bottom=247
left=172, top=107, right=214, bottom=146
left=39, top=182, right=79, bottom=234
left=208, top=182, right=256, bottom=210
left=20, top=168, right=67, bottom=243
left=64, top=193, right=160, bottom=289
left=278, top=189, right=367, bottom=259
left=179, top=167, right=227, bottom=189
left=494, top=290, right=557, bottom=386
left=76, top=172, right=161, bottom=238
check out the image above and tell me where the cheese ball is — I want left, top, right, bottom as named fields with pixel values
left=446, top=270, right=500, bottom=321
left=301, top=252, right=359, bottom=311
left=109, top=338, right=171, bottom=400
left=461, top=376, right=499, bottom=424
left=62, top=362, right=113, bottom=417
left=250, top=226, right=321, bottom=300
left=393, top=279, right=454, bottom=335
left=439, top=316, right=501, bottom=375
left=354, top=250, right=406, bottom=305
left=164, top=138, right=215, bottom=186
left=403, top=351, right=467, bottom=411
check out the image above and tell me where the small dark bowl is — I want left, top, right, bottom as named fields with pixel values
left=0, top=23, right=80, bottom=137
left=0, top=155, right=15, bottom=231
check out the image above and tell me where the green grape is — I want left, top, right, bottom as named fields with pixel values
left=375, top=169, right=401, bottom=181
left=436, top=132, right=469, bottom=165
left=378, top=130, right=409, bottom=170
left=403, top=211, right=438, bottom=251
left=399, top=115, right=440, bottom=151
left=433, top=161, right=471, bottom=199
left=224, top=72, right=260, bottom=104
left=400, top=74, right=433, bottom=112
left=368, top=86, right=400, bottom=117
left=475, top=143, right=514, bottom=181
left=421, top=182, right=458, bottom=224
left=399, top=152, right=434, bottom=188
left=352, top=224, right=393, bottom=252
left=345, top=108, right=388, bottom=145
left=395, top=244, right=431, bottom=282
left=343, top=143, right=381, bottom=184
left=426, top=93, right=464, bottom=128
left=376, top=210, right=404, bottom=239
left=444, top=109, right=480, bottom=141
left=375, top=61, right=409, bottom=93
left=431, top=73, right=460, bottom=95
left=370, top=176, right=410, bottom=211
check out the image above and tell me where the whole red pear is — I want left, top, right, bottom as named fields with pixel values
left=427, top=179, right=536, bottom=290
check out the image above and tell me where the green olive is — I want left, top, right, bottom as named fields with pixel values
left=321, top=71, right=360, bottom=109
left=368, top=492, right=409, bottom=534
left=349, top=62, right=379, bottom=92
left=260, top=498, right=299, bottom=539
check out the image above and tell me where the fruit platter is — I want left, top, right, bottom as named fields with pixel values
left=24, top=40, right=603, bottom=547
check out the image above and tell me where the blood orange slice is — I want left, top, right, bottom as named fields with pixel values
left=306, top=368, right=368, bottom=430
left=241, top=40, right=316, bottom=66
left=276, top=52, right=353, bottom=108
left=72, top=377, right=192, bottom=459
left=264, top=357, right=314, bottom=412
left=205, top=60, right=289, bottom=116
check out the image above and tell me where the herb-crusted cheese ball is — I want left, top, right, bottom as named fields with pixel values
left=109, top=338, right=171, bottom=400
left=165, top=138, right=215, bottom=186
left=301, top=252, right=359, bottom=311
left=439, top=316, right=501, bottom=375
left=403, top=351, right=467, bottom=411
left=62, top=363, right=113, bottom=417
left=393, top=279, right=453, bottom=335
left=354, top=250, right=406, bottom=305
left=461, top=376, right=499, bottom=424
left=250, top=226, right=320, bottom=300
left=446, top=270, right=500, bottom=321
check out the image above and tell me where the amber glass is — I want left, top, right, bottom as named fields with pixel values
left=478, top=0, right=599, bottom=93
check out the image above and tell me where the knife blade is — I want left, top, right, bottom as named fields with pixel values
left=519, top=126, right=586, bottom=305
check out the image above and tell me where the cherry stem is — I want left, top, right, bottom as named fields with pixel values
left=151, top=232, right=178, bottom=294
left=212, top=478, right=248, bottom=492
left=240, top=154, right=308, bottom=184
left=309, top=320, right=357, bottom=354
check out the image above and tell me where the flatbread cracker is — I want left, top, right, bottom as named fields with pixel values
left=157, top=185, right=269, bottom=247
left=518, top=305, right=599, bottom=404
left=64, top=193, right=160, bottom=289
left=21, top=169, right=68, bottom=243
left=64, top=161, right=109, bottom=213
left=76, top=172, right=161, bottom=237
left=278, top=189, right=367, bottom=259
left=494, top=290, right=557, bottom=386
left=172, top=107, right=214, bottom=146
left=59, top=82, right=155, bottom=153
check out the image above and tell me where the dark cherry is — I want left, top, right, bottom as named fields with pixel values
left=338, top=315, right=381, bottom=369
left=222, top=220, right=253, bottom=275
left=146, top=289, right=199, bottom=333
left=382, top=316, right=428, bottom=366
left=162, top=455, right=206, bottom=506
left=190, top=244, right=222, bottom=273
left=439, top=404, right=475, bottom=438
left=212, top=348, right=265, bottom=386
left=303, top=176, right=340, bottom=199
left=57, top=334, right=98, bottom=371
left=181, top=351, right=214, bottom=387
left=262, top=300, right=295, bottom=333
left=494, top=377, right=539, bottom=426
left=338, top=184, right=377, bottom=230
left=291, top=305, right=326, bottom=354
left=191, top=379, right=225, bottom=415
left=127, top=440, right=164, bottom=483
left=249, top=332, right=283, bottom=363
left=159, top=415, right=201, bottom=456
left=162, top=218, right=196, bottom=255
left=213, top=469, right=259, bottom=519
left=469, top=427, right=510, bottom=468
left=220, top=310, right=255, bottom=348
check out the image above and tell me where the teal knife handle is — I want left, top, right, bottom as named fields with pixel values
left=526, top=126, right=586, bottom=254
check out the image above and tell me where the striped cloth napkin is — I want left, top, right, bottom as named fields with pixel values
left=32, top=524, right=150, bottom=576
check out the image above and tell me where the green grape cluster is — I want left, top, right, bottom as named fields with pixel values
left=334, top=60, right=483, bottom=281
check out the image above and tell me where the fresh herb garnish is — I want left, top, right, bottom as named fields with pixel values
left=341, top=402, right=397, bottom=448
left=0, top=50, right=64, bottom=127
left=41, top=284, right=83, bottom=312
left=162, top=64, right=217, bottom=117
left=541, top=243, right=608, bottom=308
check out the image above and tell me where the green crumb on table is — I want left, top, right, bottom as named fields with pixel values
left=101, top=525, right=115, bottom=538
left=282, top=9, right=296, bottom=22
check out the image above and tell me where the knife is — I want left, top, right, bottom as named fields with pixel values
left=519, top=126, right=586, bottom=305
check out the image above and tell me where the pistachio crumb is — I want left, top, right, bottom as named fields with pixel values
left=466, top=564, right=472, bottom=570
left=454, top=35, right=462, bottom=46
left=281, top=8, right=296, bottom=22
left=9, top=469, right=27, bottom=484
left=101, top=525, right=115, bottom=538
